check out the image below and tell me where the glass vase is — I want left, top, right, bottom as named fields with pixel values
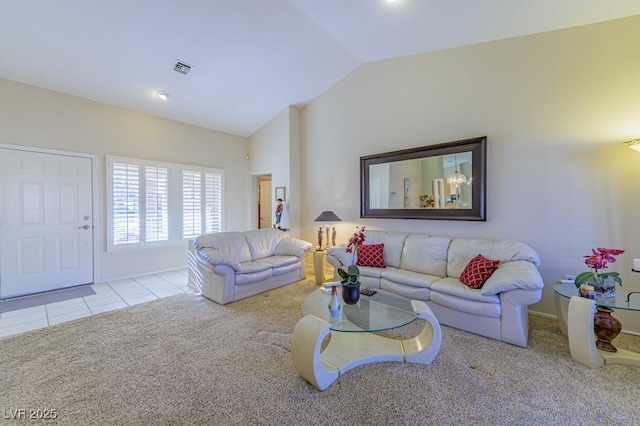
left=328, top=285, right=341, bottom=317
left=592, top=277, right=615, bottom=300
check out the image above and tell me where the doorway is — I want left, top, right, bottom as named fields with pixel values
left=257, top=176, right=272, bottom=229
left=0, top=148, right=94, bottom=299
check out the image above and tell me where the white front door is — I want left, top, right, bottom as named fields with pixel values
left=0, top=148, right=94, bottom=298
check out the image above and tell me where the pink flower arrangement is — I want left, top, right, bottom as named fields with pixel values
left=338, top=226, right=366, bottom=286
left=575, top=247, right=625, bottom=288
left=345, top=226, right=366, bottom=254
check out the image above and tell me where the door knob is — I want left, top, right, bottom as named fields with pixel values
left=78, top=225, right=91, bottom=230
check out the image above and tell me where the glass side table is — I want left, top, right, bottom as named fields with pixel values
left=553, top=282, right=640, bottom=368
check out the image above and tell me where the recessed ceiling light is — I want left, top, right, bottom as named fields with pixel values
left=156, top=91, right=171, bottom=100
left=386, top=0, right=398, bottom=3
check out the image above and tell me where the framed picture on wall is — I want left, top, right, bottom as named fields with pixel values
left=275, top=186, right=286, bottom=201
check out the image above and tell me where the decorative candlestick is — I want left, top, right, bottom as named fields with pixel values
left=317, top=227, right=323, bottom=250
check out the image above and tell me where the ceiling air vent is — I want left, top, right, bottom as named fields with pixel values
left=172, top=60, right=192, bottom=75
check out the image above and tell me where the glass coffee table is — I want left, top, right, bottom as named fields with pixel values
left=553, top=283, right=640, bottom=368
left=291, top=286, right=441, bottom=391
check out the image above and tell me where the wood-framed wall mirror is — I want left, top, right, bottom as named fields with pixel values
left=360, top=136, right=486, bottom=221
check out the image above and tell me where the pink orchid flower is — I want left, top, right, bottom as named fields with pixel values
left=575, top=247, right=625, bottom=288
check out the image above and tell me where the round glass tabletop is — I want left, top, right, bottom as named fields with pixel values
left=553, top=283, right=640, bottom=312
left=301, top=287, right=418, bottom=332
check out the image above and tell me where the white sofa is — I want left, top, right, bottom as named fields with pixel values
left=326, top=230, right=543, bottom=347
left=188, top=228, right=312, bottom=305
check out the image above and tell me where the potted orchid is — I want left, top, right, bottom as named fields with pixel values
left=574, top=247, right=625, bottom=298
left=338, top=226, right=366, bottom=304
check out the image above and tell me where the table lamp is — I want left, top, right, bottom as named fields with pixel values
left=623, top=139, right=640, bottom=152
left=314, top=211, right=341, bottom=250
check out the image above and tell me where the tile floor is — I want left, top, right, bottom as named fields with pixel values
left=0, top=268, right=192, bottom=339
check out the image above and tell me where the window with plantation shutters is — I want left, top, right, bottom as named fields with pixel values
left=204, top=172, right=223, bottom=234
left=145, top=165, right=169, bottom=242
left=111, top=161, right=140, bottom=245
left=182, top=168, right=224, bottom=238
left=108, top=156, right=224, bottom=251
left=182, top=170, right=202, bottom=239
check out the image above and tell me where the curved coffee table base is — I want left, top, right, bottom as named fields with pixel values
left=568, top=296, right=640, bottom=368
left=291, top=300, right=441, bottom=391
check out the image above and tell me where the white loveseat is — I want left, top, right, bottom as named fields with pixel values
left=326, top=230, right=543, bottom=347
left=188, top=228, right=312, bottom=305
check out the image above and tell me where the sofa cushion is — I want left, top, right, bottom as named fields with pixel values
left=357, top=265, right=398, bottom=279
left=380, top=279, right=431, bottom=301
left=235, top=261, right=272, bottom=274
left=356, top=244, right=386, bottom=267
left=380, top=269, right=441, bottom=289
left=195, top=232, right=252, bottom=263
left=460, top=255, right=500, bottom=289
left=363, top=230, right=409, bottom=268
left=235, top=269, right=273, bottom=285
left=272, top=262, right=302, bottom=276
left=399, top=235, right=451, bottom=277
left=244, top=228, right=287, bottom=260
left=255, top=255, right=299, bottom=268
left=430, top=277, right=500, bottom=303
left=447, top=238, right=541, bottom=278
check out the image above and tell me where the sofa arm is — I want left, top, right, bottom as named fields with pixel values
left=500, top=288, right=543, bottom=347
left=326, top=244, right=354, bottom=268
left=275, top=237, right=312, bottom=258
left=199, top=248, right=240, bottom=270
left=480, top=260, right=543, bottom=296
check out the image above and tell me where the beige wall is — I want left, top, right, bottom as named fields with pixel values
left=249, top=106, right=302, bottom=236
left=0, top=78, right=249, bottom=282
left=300, top=16, right=640, bottom=329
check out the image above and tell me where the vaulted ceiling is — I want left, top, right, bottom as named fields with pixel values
left=2, top=1, right=640, bottom=137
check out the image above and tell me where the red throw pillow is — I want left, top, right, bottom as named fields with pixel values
left=460, top=254, right=500, bottom=289
left=356, top=244, right=386, bottom=268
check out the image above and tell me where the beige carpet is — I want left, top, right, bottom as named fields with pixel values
left=1, top=276, right=639, bottom=426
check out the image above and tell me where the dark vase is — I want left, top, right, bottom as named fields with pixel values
left=593, top=306, right=622, bottom=352
left=342, top=283, right=361, bottom=305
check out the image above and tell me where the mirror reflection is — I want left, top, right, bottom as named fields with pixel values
left=360, top=136, right=486, bottom=221
left=369, top=152, right=472, bottom=210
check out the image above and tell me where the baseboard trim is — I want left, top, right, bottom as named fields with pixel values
left=527, top=308, right=640, bottom=337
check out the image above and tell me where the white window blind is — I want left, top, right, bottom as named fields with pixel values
left=108, top=156, right=224, bottom=251
left=182, top=168, right=224, bottom=238
left=182, top=170, right=202, bottom=238
left=145, top=165, right=169, bottom=242
left=112, top=162, right=140, bottom=245
left=205, top=172, right=223, bottom=234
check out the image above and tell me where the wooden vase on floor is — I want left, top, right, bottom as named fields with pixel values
left=593, top=306, right=622, bottom=352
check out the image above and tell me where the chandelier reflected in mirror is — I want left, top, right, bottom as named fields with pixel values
left=447, top=154, right=468, bottom=188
